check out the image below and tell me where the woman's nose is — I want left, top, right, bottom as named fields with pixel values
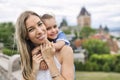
left=36, top=27, right=43, bottom=34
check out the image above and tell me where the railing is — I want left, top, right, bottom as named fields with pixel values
left=74, top=49, right=88, bottom=63
left=0, top=53, right=21, bottom=80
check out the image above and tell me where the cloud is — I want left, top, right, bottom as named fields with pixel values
left=0, top=0, right=120, bottom=29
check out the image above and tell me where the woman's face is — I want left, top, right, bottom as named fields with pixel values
left=44, top=18, right=59, bottom=40
left=26, top=15, right=47, bottom=45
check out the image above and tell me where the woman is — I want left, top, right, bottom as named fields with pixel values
left=15, top=11, right=74, bottom=80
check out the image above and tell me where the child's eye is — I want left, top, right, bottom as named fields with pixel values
left=54, top=25, right=57, bottom=28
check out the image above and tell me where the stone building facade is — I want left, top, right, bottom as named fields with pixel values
left=77, top=7, right=91, bottom=28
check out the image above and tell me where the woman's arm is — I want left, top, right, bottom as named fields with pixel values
left=40, top=42, right=65, bottom=80
left=60, top=46, right=74, bottom=80
left=45, top=58, right=65, bottom=80
left=41, top=42, right=74, bottom=80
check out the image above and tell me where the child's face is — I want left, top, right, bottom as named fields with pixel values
left=43, top=18, right=59, bottom=40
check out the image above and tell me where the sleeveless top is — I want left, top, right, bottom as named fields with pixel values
left=36, top=56, right=61, bottom=80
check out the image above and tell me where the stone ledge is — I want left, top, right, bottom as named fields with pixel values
left=12, top=70, right=21, bottom=80
left=0, top=53, right=21, bottom=80
left=0, top=56, right=9, bottom=71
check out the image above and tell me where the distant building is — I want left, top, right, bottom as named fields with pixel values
left=77, top=7, right=91, bottom=28
left=90, top=31, right=119, bottom=54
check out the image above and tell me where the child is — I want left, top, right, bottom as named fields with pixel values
left=41, top=14, right=70, bottom=51
left=38, top=14, right=70, bottom=70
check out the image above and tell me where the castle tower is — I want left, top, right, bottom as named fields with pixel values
left=77, top=7, right=91, bottom=28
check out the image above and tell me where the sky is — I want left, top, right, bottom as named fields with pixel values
left=0, top=0, right=120, bottom=29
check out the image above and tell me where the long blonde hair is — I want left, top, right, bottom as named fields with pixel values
left=15, top=11, right=41, bottom=79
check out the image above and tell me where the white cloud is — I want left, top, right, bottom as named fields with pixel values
left=0, top=0, right=120, bottom=29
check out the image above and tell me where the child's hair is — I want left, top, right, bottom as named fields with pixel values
left=41, top=14, right=55, bottom=20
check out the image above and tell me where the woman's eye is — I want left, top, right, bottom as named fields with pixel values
left=38, top=22, right=42, bottom=26
left=28, top=28, right=34, bottom=32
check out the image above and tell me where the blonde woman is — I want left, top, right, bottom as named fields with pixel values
left=15, top=11, right=74, bottom=80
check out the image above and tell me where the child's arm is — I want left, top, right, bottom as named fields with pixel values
left=54, top=31, right=70, bottom=51
left=54, top=40, right=66, bottom=51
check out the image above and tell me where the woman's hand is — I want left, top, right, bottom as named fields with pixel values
left=40, top=42, right=55, bottom=60
left=32, top=46, right=48, bottom=71
left=32, top=46, right=43, bottom=73
left=40, top=60, right=48, bottom=70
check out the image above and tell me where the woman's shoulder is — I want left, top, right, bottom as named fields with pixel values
left=60, top=45, right=74, bottom=57
left=62, top=45, right=73, bottom=51
left=56, top=45, right=74, bottom=64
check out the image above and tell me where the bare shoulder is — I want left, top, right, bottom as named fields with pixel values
left=56, top=45, right=74, bottom=63
left=60, top=45, right=74, bottom=57
left=61, top=45, right=73, bottom=52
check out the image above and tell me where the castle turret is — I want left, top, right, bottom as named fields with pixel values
left=77, top=7, right=91, bottom=28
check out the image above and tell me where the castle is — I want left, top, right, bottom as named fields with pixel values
left=60, top=7, right=119, bottom=54
left=77, top=7, right=91, bottom=28
left=60, top=6, right=91, bottom=30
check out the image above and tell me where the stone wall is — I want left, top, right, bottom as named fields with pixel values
left=0, top=66, right=9, bottom=80
left=0, top=53, right=21, bottom=80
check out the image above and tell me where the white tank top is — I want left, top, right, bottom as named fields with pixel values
left=36, top=56, right=61, bottom=80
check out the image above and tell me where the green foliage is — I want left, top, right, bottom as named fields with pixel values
left=114, top=55, right=120, bottom=72
left=91, top=62, right=100, bottom=71
left=114, top=63, right=120, bottom=72
left=0, top=22, right=15, bottom=49
left=63, top=29, right=71, bottom=34
left=90, top=54, right=115, bottom=71
left=84, top=61, right=95, bottom=71
left=115, top=54, right=120, bottom=63
left=84, top=61, right=100, bottom=71
left=102, top=63, right=111, bottom=72
left=75, top=54, right=120, bottom=72
left=82, top=39, right=110, bottom=56
left=74, top=61, right=85, bottom=71
left=80, top=27, right=96, bottom=38
left=89, top=54, right=120, bottom=72
left=3, top=48, right=18, bottom=56
left=116, top=37, right=120, bottom=40
left=90, top=54, right=115, bottom=64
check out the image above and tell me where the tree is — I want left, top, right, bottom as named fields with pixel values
left=0, top=22, right=15, bottom=49
left=80, top=26, right=96, bottom=39
left=82, top=39, right=110, bottom=57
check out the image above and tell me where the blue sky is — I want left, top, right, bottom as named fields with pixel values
left=0, top=0, right=120, bottom=29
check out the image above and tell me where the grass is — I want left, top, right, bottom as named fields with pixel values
left=75, top=71, right=120, bottom=80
